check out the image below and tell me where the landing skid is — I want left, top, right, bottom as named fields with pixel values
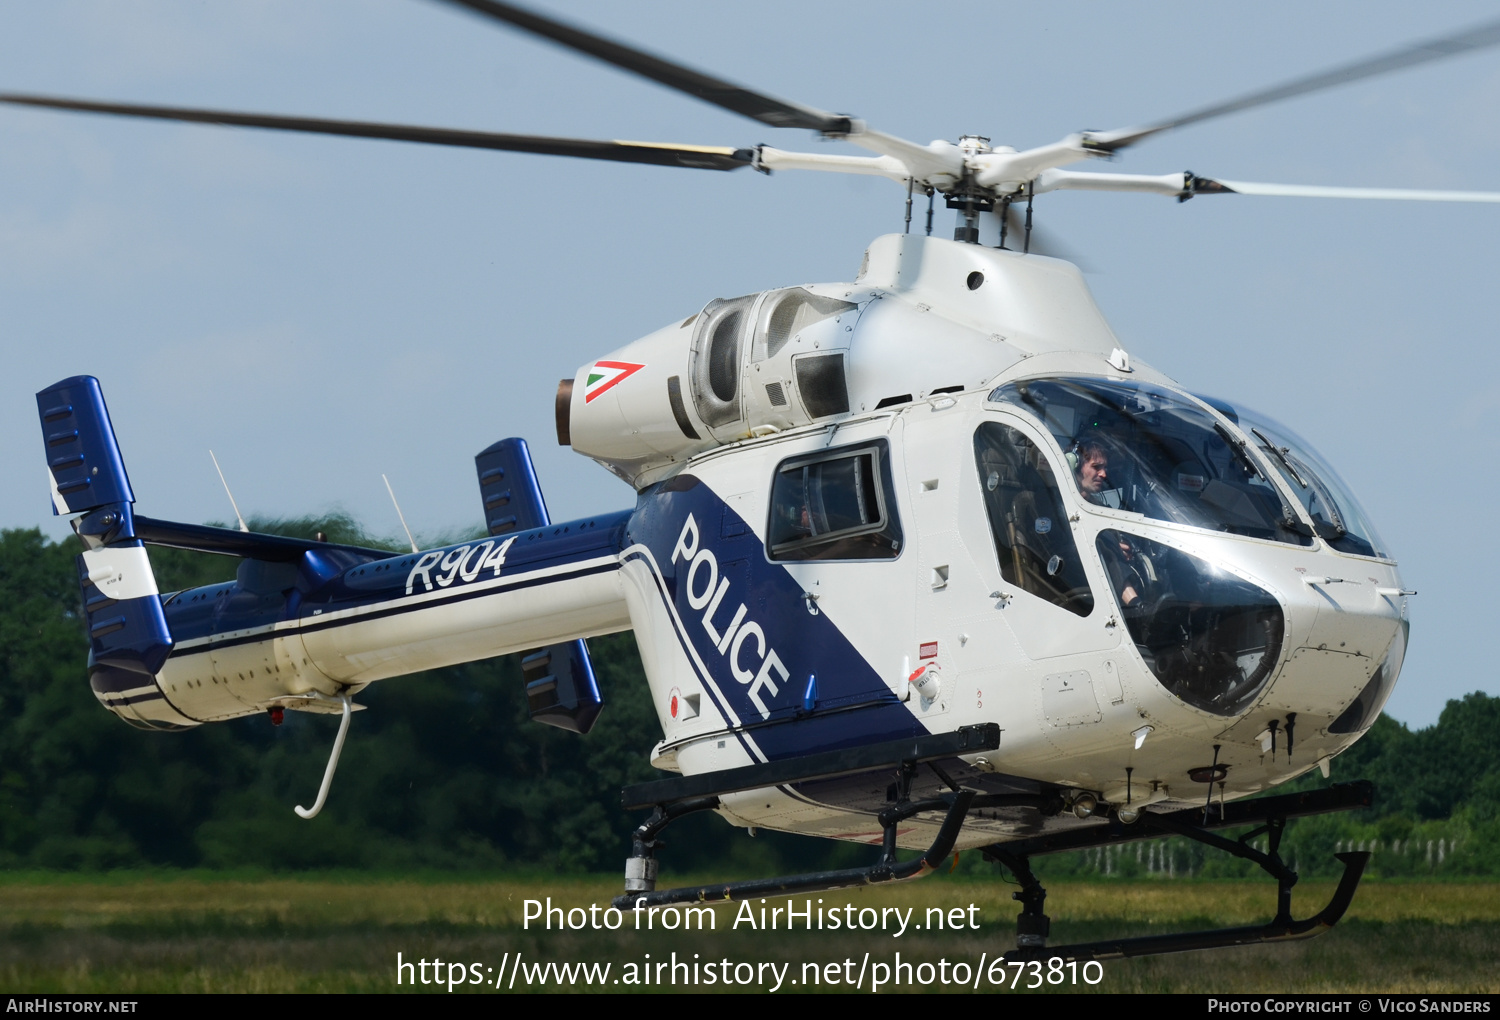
left=615, top=742, right=1374, bottom=961
left=987, top=782, right=1374, bottom=961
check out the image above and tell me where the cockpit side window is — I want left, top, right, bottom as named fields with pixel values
left=1097, top=528, right=1283, bottom=716
left=767, top=440, right=902, bottom=561
left=973, top=422, right=1095, bottom=617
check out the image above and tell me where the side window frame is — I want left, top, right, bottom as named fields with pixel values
left=973, top=419, right=1096, bottom=618
left=765, top=439, right=903, bottom=562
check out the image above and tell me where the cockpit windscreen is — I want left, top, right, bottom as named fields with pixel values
left=1213, top=403, right=1388, bottom=559
left=991, top=378, right=1312, bottom=546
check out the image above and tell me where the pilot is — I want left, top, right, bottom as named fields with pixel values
left=1073, top=437, right=1150, bottom=607
left=772, top=501, right=809, bottom=543
left=1103, top=534, right=1148, bottom=608
left=1073, top=437, right=1112, bottom=504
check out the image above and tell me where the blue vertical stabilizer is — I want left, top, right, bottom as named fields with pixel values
left=37, top=377, right=177, bottom=724
left=475, top=437, right=550, bottom=536
left=521, top=643, right=605, bottom=735
left=38, top=376, right=135, bottom=515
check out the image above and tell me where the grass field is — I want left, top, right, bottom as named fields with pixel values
left=1, top=874, right=1497, bottom=993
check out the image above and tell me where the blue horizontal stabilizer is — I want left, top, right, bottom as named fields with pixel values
left=133, top=515, right=392, bottom=564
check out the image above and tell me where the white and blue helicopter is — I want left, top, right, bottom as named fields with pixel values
left=24, top=1, right=1500, bottom=962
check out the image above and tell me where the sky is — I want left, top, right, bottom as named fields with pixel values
left=1, top=0, right=1497, bottom=728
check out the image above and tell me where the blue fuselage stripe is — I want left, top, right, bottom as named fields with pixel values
left=159, top=511, right=633, bottom=654
left=165, top=560, right=619, bottom=659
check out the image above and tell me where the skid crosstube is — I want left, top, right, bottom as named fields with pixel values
left=621, top=723, right=1001, bottom=810
left=993, top=780, right=1373, bottom=858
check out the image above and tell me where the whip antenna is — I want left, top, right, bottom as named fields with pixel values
left=209, top=450, right=249, bottom=533
left=383, top=473, right=420, bottom=553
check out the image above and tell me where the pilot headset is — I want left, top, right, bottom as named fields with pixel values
left=1066, top=434, right=1109, bottom=473
left=1066, top=444, right=1079, bottom=473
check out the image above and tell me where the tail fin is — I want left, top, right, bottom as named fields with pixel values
left=474, top=437, right=603, bottom=733
left=521, top=643, right=604, bottom=734
left=40, top=375, right=135, bottom=515
left=475, top=437, right=551, bottom=536
left=37, top=377, right=186, bottom=730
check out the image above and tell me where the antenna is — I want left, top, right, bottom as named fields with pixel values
left=383, top=474, right=419, bottom=553
left=209, top=450, right=249, bottom=533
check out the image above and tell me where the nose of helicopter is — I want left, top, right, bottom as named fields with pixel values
left=1254, top=573, right=1407, bottom=742
left=1099, top=527, right=1406, bottom=745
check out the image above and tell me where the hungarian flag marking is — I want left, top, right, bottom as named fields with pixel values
left=583, top=360, right=645, bottom=403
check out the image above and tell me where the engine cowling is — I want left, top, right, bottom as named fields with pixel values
left=563, top=285, right=860, bottom=487
left=561, top=233, right=1125, bottom=489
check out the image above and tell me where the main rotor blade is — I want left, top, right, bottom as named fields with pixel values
left=1087, top=16, right=1500, bottom=153
left=436, top=0, right=852, bottom=135
left=1204, top=178, right=1500, bottom=203
left=0, top=93, right=753, bottom=170
left=1033, top=169, right=1500, bottom=204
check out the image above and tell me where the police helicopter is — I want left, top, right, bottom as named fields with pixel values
left=23, top=1, right=1500, bottom=962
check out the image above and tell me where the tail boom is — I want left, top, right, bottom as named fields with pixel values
left=39, top=375, right=632, bottom=729
left=152, top=513, right=632, bottom=723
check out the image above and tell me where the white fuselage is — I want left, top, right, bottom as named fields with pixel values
left=123, top=234, right=1405, bottom=853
